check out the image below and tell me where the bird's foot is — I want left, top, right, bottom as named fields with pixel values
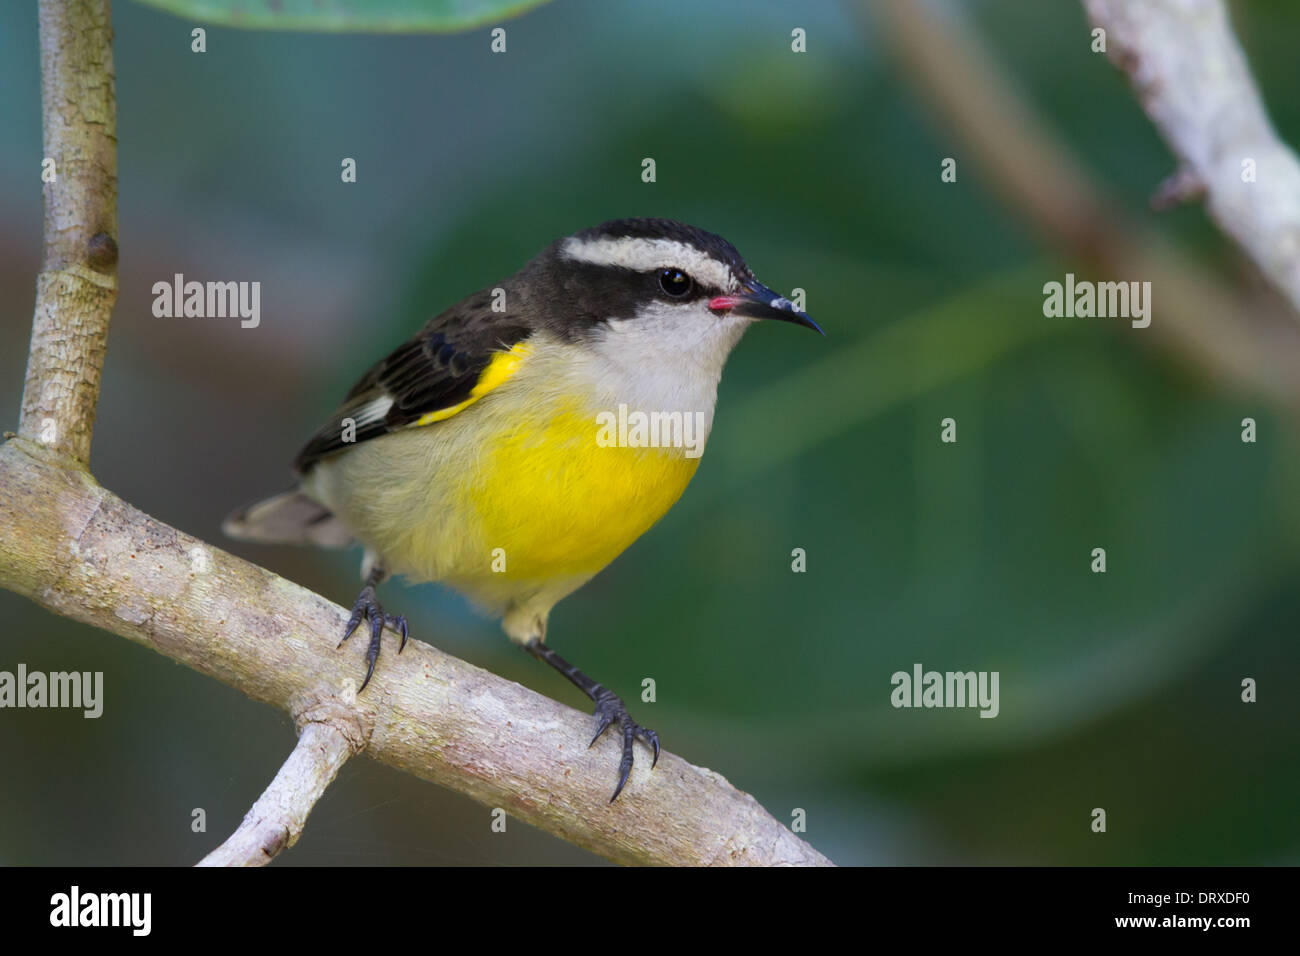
left=590, top=688, right=660, bottom=803
left=338, top=584, right=408, bottom=692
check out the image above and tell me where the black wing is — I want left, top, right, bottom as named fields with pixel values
left=293, top=292, right=532, bottom=474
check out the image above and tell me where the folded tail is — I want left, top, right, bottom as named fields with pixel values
left=222, top=489, right=354, bottom=548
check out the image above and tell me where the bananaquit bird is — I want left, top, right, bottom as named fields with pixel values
left=224, top=218, right=822, bottom=800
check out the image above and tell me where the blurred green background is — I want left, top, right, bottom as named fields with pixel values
left=2, top=0, right=1298, bottom=865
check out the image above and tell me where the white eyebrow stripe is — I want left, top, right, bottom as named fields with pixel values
left=560, top=236, right=737, bottom=292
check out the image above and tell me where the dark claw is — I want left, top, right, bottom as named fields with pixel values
left=339, top=584, right=408, bottom=692
left=644, top=728, right=661, bottom=769
left=360, top=606, right=384, bottom=692
left=590, top=689, right=658, bottom=803
left=589, top=713, right=614, bottom=748
left=612, top=724, right=635, bottom=803
left=339, top=604, right=366, bottom=648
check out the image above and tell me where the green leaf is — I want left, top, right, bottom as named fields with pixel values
left=130, top=0, right=553, bottom=33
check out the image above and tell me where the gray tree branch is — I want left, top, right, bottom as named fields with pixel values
left=0, top=442, right=829, bottom=865
left=2, top=0, right=831, bottom=867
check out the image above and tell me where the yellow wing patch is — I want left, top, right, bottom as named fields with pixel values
left=414, top=342, right=532, bottom=426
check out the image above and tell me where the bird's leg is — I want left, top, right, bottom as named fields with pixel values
left=339, top=564, right=409, bottom=692
left=524, top=639, right=660, bottom=802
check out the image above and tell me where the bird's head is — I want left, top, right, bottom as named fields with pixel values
left=524, top=218, right=822, bottom=376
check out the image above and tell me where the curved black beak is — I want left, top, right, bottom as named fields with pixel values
left=709, top=278, right=824, bottom=335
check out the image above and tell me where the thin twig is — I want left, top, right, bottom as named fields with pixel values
left=197, top=704, right=367, bottom=866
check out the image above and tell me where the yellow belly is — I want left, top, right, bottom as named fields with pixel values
left=455, top=406, right=700, bottom=582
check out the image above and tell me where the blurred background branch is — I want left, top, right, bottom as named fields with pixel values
left=1083, top=0, right=1300, bottom=316
left=864, top=0, right=1300, bottom=410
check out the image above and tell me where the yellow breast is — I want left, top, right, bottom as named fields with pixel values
left=456, top=404, right=700, bottom=582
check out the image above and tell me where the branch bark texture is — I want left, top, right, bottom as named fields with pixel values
left=21, top=0, right=119, bottom=466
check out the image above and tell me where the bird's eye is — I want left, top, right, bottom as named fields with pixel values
left=658, top=267, right=693, bottom=298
